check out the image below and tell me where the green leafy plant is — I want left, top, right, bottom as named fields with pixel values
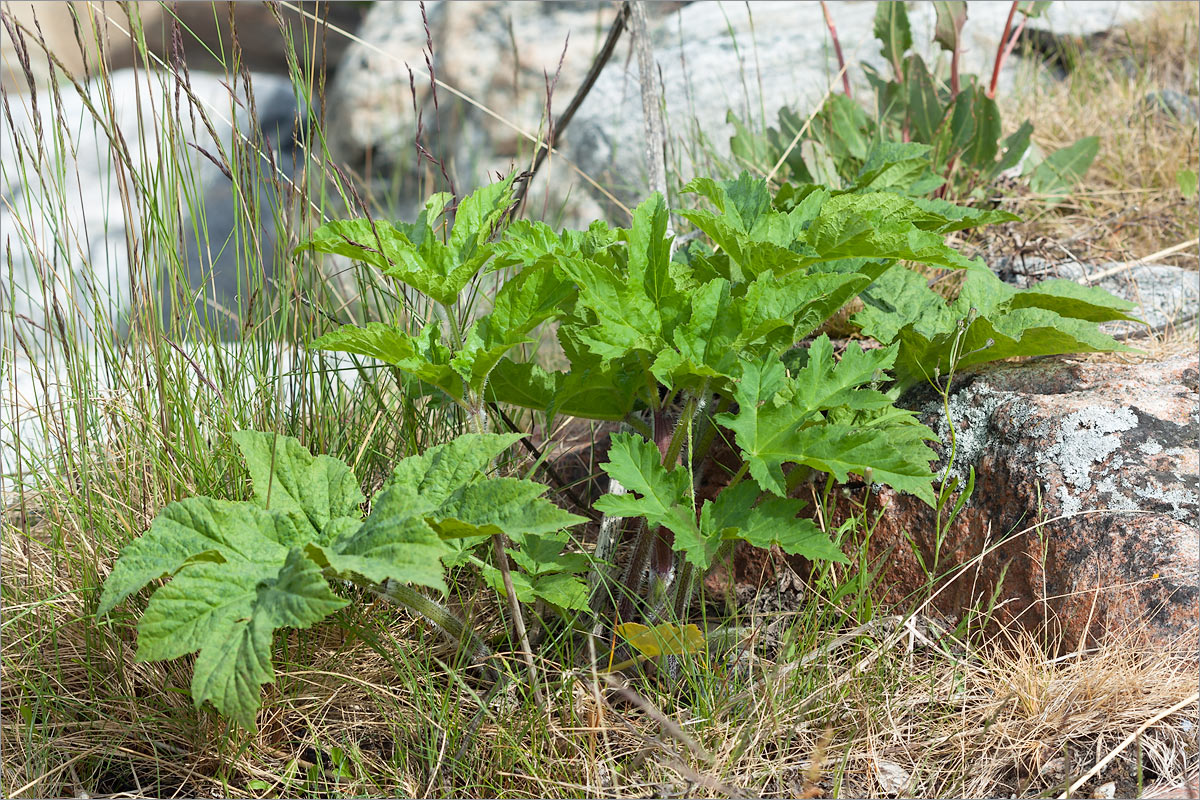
left=297, top=161, right=1133, bottom=624
left=730, top=1, right=1099, bottom=203
left=99, top=152, right=1136, bottom=729
left=97, top=430, right=586, bottom=728
left=853, top=258, right=1139, bottom=391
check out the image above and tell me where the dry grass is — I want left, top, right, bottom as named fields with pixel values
left=986, top=1, right=1199, bottom=271
left=5, top=504, right=1197, bottom=798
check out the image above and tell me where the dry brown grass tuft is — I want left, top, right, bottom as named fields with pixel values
left=10, top=498, right=1195, bottom=800
left=988, top=2, right=1199, bottom=271
left=701, top=611, right=1198, bottom=799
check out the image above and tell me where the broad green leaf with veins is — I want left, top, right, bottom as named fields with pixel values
left=137, top=549, right=346, bottom=730
left=99, top=429, right=584, bottom=729
left=450, top=266, right=575, bottom=390
left=594, top=433, right=690, bottom=524
left=232, top=431, right=364, bottom=542
left=484, top=359, right=635, bottom=422
left=507, top=531, right=591, bottom=577
left=448, top=173, right=517, bottom=255
left=559, top=253, right=662, bottom=360
left=650, top=277, right=741, bottom=388
left=716, top=356, right=812, bottom=496
left=804, top=192, right=979, bottom=270
left=626, top=193, right=683, bottom=324
left=100, top=496, right=354, bottom=729
left=524, top=572, right=589, bottom=611
left=703, top=482, right=848, bottom=563
left=479, top=564, right=589, bottom=611
left=97, top=497, right=295, bottom=617
left=789, top=423, right=936, bottom=504
left=297, top=175, right=516, bottom=306
left=309, top=322, right=462, bottom=401
left=593, top=433, right=703, bottom=553
left=385, top=433, right=524, bottom=504
left=681, top=175, right=816, bottom=280
left=312, top=485, right=448, bottom=593
left=430, top=478, right=587, bottom=540
left=717, top=350, right=937, bottom=502
left=855, top=263, right=1139, bottom=389
left=788, top=336, right=897, bottom=413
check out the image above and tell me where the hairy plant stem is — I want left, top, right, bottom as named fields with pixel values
left=629, top=0, right=669, bottom=206
left=614, top=516, right=658, bottom=625
left=356, top=576, right=496, bottom=675
left=464, top=385, right=546, bottom=707
left=587, top=481, right=629, bottom=627
left=616, top=385, right=715, bottom=628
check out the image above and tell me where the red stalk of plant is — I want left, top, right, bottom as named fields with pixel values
left=988, top=1, right=1031, bottom=99
left=651, top=405, right=677, bottom=577
left=820, top=1, right=853, bottom=99
left=950, top=34, right=961, bottom=96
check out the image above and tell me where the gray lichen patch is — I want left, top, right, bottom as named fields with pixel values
left=1133, top=483, right=1200, bottom=523
left=922, top=382, right=1022, bottom=487
left=1093, top=475, right=1142, bottom=514
left=1043, top=406, right=1137, bottom=492
left=1139, top=440, right=1164, bottom=456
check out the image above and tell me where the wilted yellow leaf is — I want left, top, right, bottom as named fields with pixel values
left=615, top=622, right=706, bottom=658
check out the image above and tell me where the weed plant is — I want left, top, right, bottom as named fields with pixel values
left=2, top=3, right=1196, bottom=798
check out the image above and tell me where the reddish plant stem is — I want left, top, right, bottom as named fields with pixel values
left=820, top=1, right=853, bottom=99
left=994, top=14, right=1030, bottom=95
left=651, top=406, right=676, bottom=577
left=950, top=38, right=961, bottom=97
left=988, top=0, right=1017, bottom=99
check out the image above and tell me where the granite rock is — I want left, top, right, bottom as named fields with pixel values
left=852, top=354, right=1199, bottom=650
left=1, top=2, right=362, bottom=92
left=324, top=2, right=1150, bottom=223
left=564, top=1, right=1151, bottom=210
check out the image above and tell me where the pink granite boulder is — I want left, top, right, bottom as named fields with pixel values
left=857, top=354, right=1198, bottom=650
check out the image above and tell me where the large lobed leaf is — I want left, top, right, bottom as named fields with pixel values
left=702, top=482, right=847, bottom=564
left=232, top=430, right=364, bottom=543
left=385, top=432, right=588, bottom=549
left=595, top=432, right=854, bottom=570
left=593, top=433, right=701, bottom=547
left=716, top=342, right=937, bottom=504
left=137, top=549, right=346, bottom=730
left=98, top=431, right=584, bottom=729
left=296, top=175, right=516, bottom=306
left=854, top=263, right=1139, bottom=389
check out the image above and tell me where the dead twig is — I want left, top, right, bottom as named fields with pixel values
left=1059, top=692, right=1199, bottom=799
left=511, top=2, right=630, bottom=214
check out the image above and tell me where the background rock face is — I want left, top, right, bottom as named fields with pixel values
left=0, top=2, right=363, bottom=92
left=322, top=1, right=640, bottom=224
left=567, top=0, right=1148, bottom=209
left=321, top=1, right=1150, bottom=221
left=854, top=354, right=1198, bottom=651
